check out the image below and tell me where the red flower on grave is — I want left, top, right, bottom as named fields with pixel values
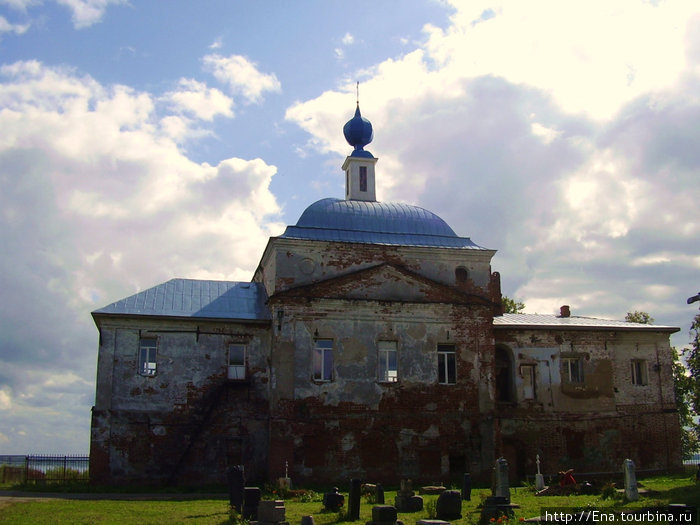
left=490, top=518, right=496, bottom=522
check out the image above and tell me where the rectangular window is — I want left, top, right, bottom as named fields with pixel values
left=139, top=338, right=157, bottom=376
left=359, top=166, right=367, bottom=192
left=631, top=359, right=648, bottom=385
left=313, top=339, right=333, bottom=382
left=228, top=343, right=246, bottom=380
left=521, top=365, right=536, bottom=399
left=378, top=340, right=398, bottom=382
left=562, top=357, right=583, bottom=383
left=438, top=344, right=456, bottom=384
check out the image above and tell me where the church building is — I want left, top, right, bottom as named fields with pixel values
left=90, top=105, right=682, bottom=486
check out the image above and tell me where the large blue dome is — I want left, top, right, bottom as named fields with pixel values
left=280, top=198, right=485, bottom=249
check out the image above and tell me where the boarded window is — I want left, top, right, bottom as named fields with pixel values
left=228, top=343, right=246, bottom=380
left=313, top=339, right=333, bottom=381
left=521, top=364, right=536, bottom=400
left=378, top=341, right=398, bottom=382
left=438, top=344, right=456, bottom=384
left=139, top=339, right=157, bottom=376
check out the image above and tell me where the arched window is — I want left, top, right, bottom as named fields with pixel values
left=455, top=267, right=469, bottom=284
left=495, top=346, right=514, bottom=403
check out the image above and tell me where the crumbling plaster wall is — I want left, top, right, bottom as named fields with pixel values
left=267, top=297, right=498, bottom=483
left=493, top=327, right=682, bottom=476
left=90, top=316, right=272, bottom=485
left=254, top=238, right=497, bottom=296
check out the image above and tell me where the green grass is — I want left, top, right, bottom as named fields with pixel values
left=1, top=474, right=698, bottom=525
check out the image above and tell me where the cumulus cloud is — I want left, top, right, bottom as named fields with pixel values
left=55, top=0, right=126, bottom=28
left=203, top=53, right=281, bottom=104
left=285, top=1, right=700, bottom=335
left=0, top=15, right=30, bottom=36
left=0, top=60, right=284, bottom=452
left=164, top=78, right=234, bottom=121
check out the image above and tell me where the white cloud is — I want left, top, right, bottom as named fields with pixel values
left=0, top=0, right=37, bottom=10
left=55, top=0, right=125, bottom=28
left=0, top=15, right=30, bottom=36
left=0, top=387, right=11, bottom=410
left=165, top=78, right=234, bottom=121
left=424, top=0, right=695, bottom=121
left=203, top=53, right=281, bottom=104
left=0, top=60, right=284, bottom=452
left=342, top=32, right=354, bottom=45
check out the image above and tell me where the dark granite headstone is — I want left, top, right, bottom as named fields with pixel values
left=227, top=465, right=245, bottom=512
left=375, top=483, right=385, bottom=505
left=348, top=478, right=361, bottom=520
left=462, top=473, right=471, bottom=501
left=436, top=490, right=462, bottom=520
left=243, top=486, right=261, bottom=520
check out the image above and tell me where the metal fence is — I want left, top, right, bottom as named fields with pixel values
left=0, top=455, right=89, bottom=484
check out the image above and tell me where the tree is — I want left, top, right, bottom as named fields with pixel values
left=672, top=345, right=699, bottom=458
left=625, top=310, right=655, bottom=324
left=678, top=313, right=700, bottom=458
left=502, top=296, right=525, bottom=314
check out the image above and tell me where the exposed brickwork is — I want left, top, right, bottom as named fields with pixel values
left=91, top=234, right=682, bottom=487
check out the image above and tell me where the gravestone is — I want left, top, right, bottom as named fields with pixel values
left=278, top=460, right=292, bottom=490
left=258, top=500, right=289, bottom=525
left=623, top=459, right=639, bottom=502
left=301, top=516, right=315, bottom=525
left=227, top=465, right=245, bottom=512
left=323, top=487, right=345, bottom=512
left=394, top=479, right=423, bottom=512
left=348, top=478, right=361, bottom=520
left=480, top=459, right=514, bottom=524
left=435, top=490, right=462, bottom=520
left=462, top=473, right=471, bottom=501
left=535, top=454, right=545, bottom=491
left=366, top=505, right=399, bottom=525
left=376, top=483, right=385, bottom=504
left=493, top=457, right=510, bottom=503
left=243, top=486, right=261, bottom=520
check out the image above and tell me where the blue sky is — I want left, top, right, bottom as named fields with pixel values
left=1, top=0, right=699, bottom=454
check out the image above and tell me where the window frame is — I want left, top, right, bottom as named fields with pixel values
left=313, top=339, right=334, bottom=382
left=138, top=338, right=158, bottom=377
left=437, top=344, right=456, bottom=385
left=378, top=340, right=398, bottom=383
left=631, top=359, right=648, bottom=386
left=561, top=357, right=584, bottom=383
left=228, top=343, right=247, bottom=381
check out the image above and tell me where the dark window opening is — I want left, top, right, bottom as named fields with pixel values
left=359, top=166, right=367, bottom=192
left=455, top=267, right=468, bottom=284
left=228, top=343, right=246, bottom=380
left=495, top=347, right=514, bottom=402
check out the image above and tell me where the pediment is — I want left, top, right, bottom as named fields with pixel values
left=272, top=263, right=493, bottom=306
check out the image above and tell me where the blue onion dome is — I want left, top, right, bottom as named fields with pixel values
left=343, top=104, right=374, bottom=157
left=280, top=198, right=486, bottom=249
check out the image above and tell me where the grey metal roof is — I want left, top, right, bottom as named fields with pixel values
left=93, top=279, right=270, bottom=321
left=493, top=313, right=679, bottom=332
left=281, top=198, right=486, bottom=249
